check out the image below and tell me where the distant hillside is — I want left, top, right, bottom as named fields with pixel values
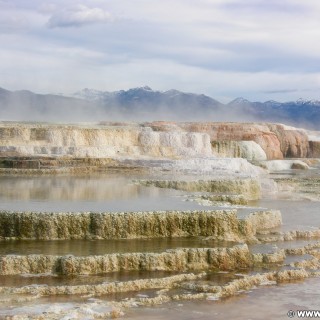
left=73, top=86, right=225, bottom=121
left=0, top=88, right=97, bottom=122
left=1, top=86, right=320, bottom=129
left=228, top=97, right=320, bottom=129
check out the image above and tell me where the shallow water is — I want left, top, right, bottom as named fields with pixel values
left=249, top=167, right=320, bottom=231
left=0, top=173, right=220, bottom=212
left=249, top=199, right=320, bottom=232
left=0, top=238, right=233, bottom=256
left=248, top=239, right=320, bottom=254
left=126, top=278, right=320, bottom=320
left=0, top=270, right=183, bottom=288
left=1, top=271, right=318, bottom=319
left=0, top=168, right=320, bottom=319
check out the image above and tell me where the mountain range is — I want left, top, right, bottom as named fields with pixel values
left=0, top=86, right=319, bottom=129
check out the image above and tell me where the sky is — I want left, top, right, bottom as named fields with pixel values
left=1, top=0, right=320, bottom=102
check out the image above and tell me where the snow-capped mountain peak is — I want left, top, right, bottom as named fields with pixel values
left=295, top=98, right=320, bottom=106
left=73, top=88, right=106, bottom=101
left=228, top=97, right=251, bottom=105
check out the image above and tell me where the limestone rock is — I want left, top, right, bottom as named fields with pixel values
left=309, top=141, right=320, bottom=158
left=1, top=121, right=318, bottom=162
left=211, top=140, right=267, bottom=160
left=138, top=178, right=261, bottom=200
left=266, top=124, right=309, bottom=158
left=291, top=162, right=309, bottom=170
left=263, top=160, right=309, bottom=171
left=177, top=122, right=283, bottom=159
left=0, top=209, right=282, bottom=242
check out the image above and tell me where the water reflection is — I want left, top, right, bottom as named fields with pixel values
left=0, top=270, right=181, bottom=287
left=0, top=238, right=233, bottom=256
left=0, top=169, right=320, bottom=319
left=0, top=173, right=216, bottom=212
left=0, top=174, right=141, bottom=201
left=249, top=199, right=320, bottom=232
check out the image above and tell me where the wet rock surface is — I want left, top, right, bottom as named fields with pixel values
left=0, top=121, right=320, bottom=319
left=138, top=178, right=261, bottom=200
left=0, top=244, right=253, bottom=275
left=273, top=174, right=320, bottom=201
left=0, top=209, right=280, bottom=241
left=0, top=198, right=313, bottom=320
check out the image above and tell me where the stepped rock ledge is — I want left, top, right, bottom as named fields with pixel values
left=0, top=121, right=319, bottom=162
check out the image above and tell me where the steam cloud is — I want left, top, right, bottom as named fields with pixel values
left=47, top=5, right=113, bottom=28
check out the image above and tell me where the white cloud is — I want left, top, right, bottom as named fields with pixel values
left=38, top=3, right=57, bottom=14
left=0, top=14, right=28, bottom=33
left=1, top=0, right=320, bottom=102
left=47, top=4, right=113, bottom=28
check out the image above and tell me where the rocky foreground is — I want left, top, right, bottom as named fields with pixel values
left=0, top=121, right=320, bottom=319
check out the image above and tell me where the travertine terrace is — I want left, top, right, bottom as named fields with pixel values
left=1, top=121, right=320, bottom=319
left=0, top=121, right=319, bottom=162
left=0, top=209, right=281, bottom=241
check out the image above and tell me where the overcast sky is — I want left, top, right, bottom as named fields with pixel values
left=1, top=0, right=320, bottom=102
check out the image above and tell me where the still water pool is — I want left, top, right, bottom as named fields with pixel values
left=0, top=169, right=319, bottom=319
